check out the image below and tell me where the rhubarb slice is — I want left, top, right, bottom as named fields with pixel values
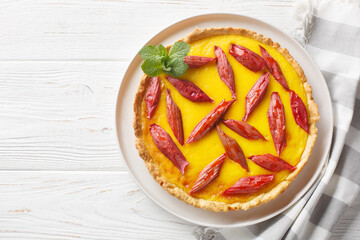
left=187, top=99, right=235, bottom=144
left=150, top=124, right=189, bottom=174
left=190, top=153, right=226, bottom=194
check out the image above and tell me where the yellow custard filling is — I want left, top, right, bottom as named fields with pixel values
left=140, top=35, right=308, bottom=203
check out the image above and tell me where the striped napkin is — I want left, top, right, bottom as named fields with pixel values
left=193, top=1, right=360, bottom=239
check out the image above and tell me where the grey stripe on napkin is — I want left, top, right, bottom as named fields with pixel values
left=321, top=71, right=358, bottom=107
left=335, top=145, right=360, bottom=184
left=310, top=18, right=360, bottom=58
left=351, top=98, right=360, bottom=130
left=285, top=5, right=360, bottom=239
left=309, top=194, right=348, bottom=231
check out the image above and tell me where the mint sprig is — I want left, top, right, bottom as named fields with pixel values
left=139, top=42, right=190, bottom=77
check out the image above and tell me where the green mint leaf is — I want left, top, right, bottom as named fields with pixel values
left=164, top=58, right=189, bottom=77
left=139, top=42, right=190, bottom=77
left=141, top=58, right=163, bottom=77
left=162, top=64, right=171, bottom=72
left=160, top=54, right=170, bottom=65
left=168, top=41, right=190, bottom=60
left=139, top=45, right=158, bottom=60
left=157, top=44, right=167, bottom=57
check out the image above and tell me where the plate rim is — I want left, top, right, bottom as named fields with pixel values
left=115, top=13, right=333, bottom=228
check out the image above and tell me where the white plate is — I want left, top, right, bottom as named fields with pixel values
left=115, top=14, right=333, bottom=228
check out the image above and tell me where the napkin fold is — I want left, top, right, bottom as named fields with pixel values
left=193, top=1, right=360, bottom=239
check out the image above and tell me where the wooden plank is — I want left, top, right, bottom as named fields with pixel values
left=0, top=171, right=194, bottom=239
left=0, top=171, right=357, bottom=239
left=0, top=0, right=296, bottom=60
left=0, top=62, right=125, bottom=170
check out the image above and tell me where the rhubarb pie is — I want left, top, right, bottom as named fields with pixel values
left=133, top=27, right=319, bottom=211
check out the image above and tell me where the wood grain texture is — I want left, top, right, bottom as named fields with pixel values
left=0, top=62, right=125, bottom=170
left=0, top=172, right=357, bottom=240
left=0, top=172, right=194, bottom=239
left=0, top=0, right=357, bottom=239
left=0, top=0, right=296, bottom=60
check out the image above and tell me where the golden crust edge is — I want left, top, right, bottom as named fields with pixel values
left=133, top=27, right=320, bottom=212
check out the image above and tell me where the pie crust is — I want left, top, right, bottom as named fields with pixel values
left=133, top=27, right=319, bottom=211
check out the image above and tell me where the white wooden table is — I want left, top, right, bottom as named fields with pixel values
left=0, top=0, right=358, bottom=239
